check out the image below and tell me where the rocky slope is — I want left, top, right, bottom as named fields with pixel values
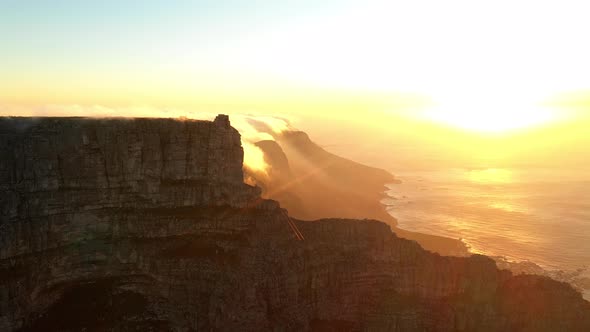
left=251, top=131, right=468, bottom=256
left=1, top=115, right=589, bottom=331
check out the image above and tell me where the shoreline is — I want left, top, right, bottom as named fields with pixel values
left=376, top=188, right=470, bottom=257
left=381, top=179, right=590, bottom=301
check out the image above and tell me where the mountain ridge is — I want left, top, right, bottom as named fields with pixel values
left=0, top=115, right=589, bottom=331
left=250, top=129, right=469, bottom=256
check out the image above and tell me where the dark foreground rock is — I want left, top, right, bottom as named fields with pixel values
left=1, top=116, right=589, bottom=331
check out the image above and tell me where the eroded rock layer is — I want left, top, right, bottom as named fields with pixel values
left=0, top=116, right=589, bottom=331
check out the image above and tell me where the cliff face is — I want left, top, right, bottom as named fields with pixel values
left=1, top=116, right=589, bottom=331
left=0, top=115, right=258, bottom=216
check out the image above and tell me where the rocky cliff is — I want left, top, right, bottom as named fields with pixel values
left=1, top=116, right=589, bottom=331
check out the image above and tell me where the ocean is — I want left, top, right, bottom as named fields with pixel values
left=383, top=168, right=590, bottom=298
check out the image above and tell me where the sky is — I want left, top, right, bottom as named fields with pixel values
left=1, top=0, right=589, bottom=170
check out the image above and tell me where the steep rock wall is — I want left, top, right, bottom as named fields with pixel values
left=0, top=116, right=589, bottom=331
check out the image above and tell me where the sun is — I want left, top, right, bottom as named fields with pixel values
left=421, top=92, right=557, bottom=133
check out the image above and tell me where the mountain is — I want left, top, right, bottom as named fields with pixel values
left=250, top=130, right=468, bottom=256
left=1, top=115, right=589, bottom=331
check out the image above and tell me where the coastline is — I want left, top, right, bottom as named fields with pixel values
left=250, top=129, right=472, bottom=258
left=376, top=186, right=470, bottom=257
left=382, top=175, right=590, bottom=301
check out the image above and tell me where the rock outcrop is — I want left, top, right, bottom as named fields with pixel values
left=1, top=116, right=589, bottom=331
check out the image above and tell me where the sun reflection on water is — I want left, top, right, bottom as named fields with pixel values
left=489, top=202, right=519, bottom=213
left=468, top=168, right=513, bottom=184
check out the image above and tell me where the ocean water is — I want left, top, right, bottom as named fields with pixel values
left=383, top=168, right=590, bottom=296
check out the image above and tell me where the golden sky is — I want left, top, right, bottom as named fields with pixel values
left=1, top=1, right=589, bottom=170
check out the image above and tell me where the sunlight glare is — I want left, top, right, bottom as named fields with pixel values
left=422, top=91, right=557, bottom=133
left=242, top=142, right=269, bottom=175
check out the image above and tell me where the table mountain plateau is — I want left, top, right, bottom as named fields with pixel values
left=0, top=115, right=589, bottom=331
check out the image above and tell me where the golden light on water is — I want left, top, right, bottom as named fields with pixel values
left=489, top=202, right=520, bottom=213
left=468, top=168, right=513, bottom=184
